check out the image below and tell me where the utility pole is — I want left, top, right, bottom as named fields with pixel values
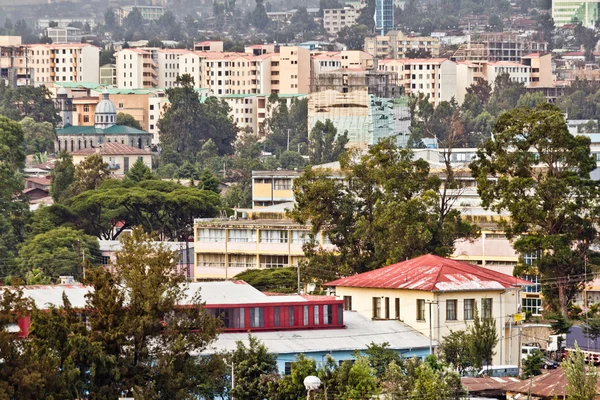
left=224, top=359, right=235, bottom=400
left=425, top=300, right=438, bottom=354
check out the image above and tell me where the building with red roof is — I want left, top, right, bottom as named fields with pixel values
left=326, top=254, right=530, bottom=366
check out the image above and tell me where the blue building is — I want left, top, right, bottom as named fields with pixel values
left=375, top=0, right=394, bottom=35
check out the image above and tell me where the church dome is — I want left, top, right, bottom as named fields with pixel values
left=95, top=89, right=117, bottom=129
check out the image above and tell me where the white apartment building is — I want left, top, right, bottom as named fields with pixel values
left=323, top=7, right=360, bottom=35
left=484, top=62, right=531, bottom=88
left=116, top=48, right=191, bottom=89
left=28, top=43, right=100, bottom=85
left=456, top=61, right=486, bottom=104
left=377, top=58, right=456, bottom=105
left=45, top=27, right=82, bottom=44
left=156, top=49, right=190, bottom=88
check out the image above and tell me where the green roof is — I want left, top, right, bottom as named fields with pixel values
left=57, top=124, right=151, bottom=135
left=54, top=82, right=106, bottom=90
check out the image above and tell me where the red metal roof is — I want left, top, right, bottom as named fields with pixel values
left=24, top=176, right=52, bottom=186
left=326, top=254, right=531, bottom=292
left=72, top=142, right=151, bottom=156
left=504, top=368, right=600, bottom=398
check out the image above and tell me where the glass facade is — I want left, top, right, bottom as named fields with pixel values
left=375, top=0, right=394, bottom=35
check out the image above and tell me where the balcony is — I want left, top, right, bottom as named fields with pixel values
left=107, top=163, right=120, bottom=170
left=143, top=65, right=158, bottom=77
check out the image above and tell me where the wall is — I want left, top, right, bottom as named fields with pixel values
left=334, top=286, right=521, bottom=366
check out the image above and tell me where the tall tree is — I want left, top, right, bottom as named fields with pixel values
left=116, top=112, right=142, bottom=130
left=19, top=117, right=55, bottom=154
left=289, top=139, right=478, bottom=280
left=126, top=158, right=154, bottom=183
left=71, top=153, right=111, bottom=195
left=49, top=151, right=75, bottom=202
left=470, top=103, right=598, bottom=317
left=229, top=334, right=278, bottom=399
left=564, top=343, right=598, bottom=400
left=308, top=119, right=348, bottom=165
left=0, top=85, right=60, bottom=127
left=252, top=0, right=271, bottom=30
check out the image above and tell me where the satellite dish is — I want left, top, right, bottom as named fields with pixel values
left=304, top=376, right=321, bottom=391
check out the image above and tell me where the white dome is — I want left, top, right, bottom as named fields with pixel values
left=95, top=90, right=117, bottom=129
left=57, top=87, right=68, bottom=96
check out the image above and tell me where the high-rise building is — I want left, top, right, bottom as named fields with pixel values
left=552, top=0, right=600, bottom=27
left=374, top=0, right=394, bottom=35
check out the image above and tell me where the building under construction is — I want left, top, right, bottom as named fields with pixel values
left=308, top=69, right=410, bottom=149
left=0, top=38, right=34, bottom=87
left=452, top=32, right=548, bottom=63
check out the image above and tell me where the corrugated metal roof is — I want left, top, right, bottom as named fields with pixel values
left=504, top=368, right=600, bottom=398
left=461, top=376, right=520, bottom=392
left=71, top=142, right=151, bottom=156
left=205, top=311, right=432, bottom=355
left=326, top=254, right=531, bottom=292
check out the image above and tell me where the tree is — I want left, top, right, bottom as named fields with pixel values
left=17, top=227, right=99, bottom=279
left=49, top=151, right=75, bottom=202
left=365, top=342, right=403, bottom=379
left=116, top=112, right=142, bottom=129
left=71, top=153, right=111, bottom=195
left=487, top=14, right=503, bottom=31
left=439, top=330, right=474, bottom=374
left=582, top=317, right=600, bottom=350
left=564, top=343, right=598, bottom=400
left=340, top=355, right=380, bottom=400
left=252, top=0, right=271, bottom=30
left=198, top=168, right=220, bottom=193
left=279, top=150, right=306, bottom=169
left=575, top=23, right=599, bottom=62
left=158, top=75, right=238, bottom=160
left=126, top=158, right=154, bottom=183
left=0, top=116, right=28, bottom=278
left=234, top=267, right=298, bottom=293
left=290, top=139, right=478, bottom=280
left=485, top=72, right=526, bottom=116
left=26, top=227, right=225, bottom=398
left=467, top=305, right=498, bottom=370
left=229, top=334, right=278, bottom=399
left=266, top=354, right=317, bottom=399
left=19, top=117, right=55, bottom=154
left=470, top=103, right=598, bottom=317
left=522, top=349, right=544, bottom=378
left=0, top=85, right=60, bottom=127
left=516, top=91, right=547, bottom=109
left=308, top=119, right=348, bottom=165
left=337, top=24, right=369, bottom=50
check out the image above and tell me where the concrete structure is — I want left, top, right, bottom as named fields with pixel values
left=364, top=31, right=440, bottom=59
left=36, top=18, right=96, bottom=30
left=99, top=64, right=116, bottom=86
left=55, top=87, right=74, bottom=127
left=71, top=142, right=152, bottom=175
left=327, top=254, right=530, bottom=366
left=484, top=61, right=531, bottom=87
left=377, top=58, right=457, bottom=106
left=521, top=53, right=553, bottom=87
left=375, top=0, right=394, bottom=35
left=309, top=69, right=407, bottom=148
left=552, top=0, right=600, bottom=27
left=117, top=5, right=166, bottom=24
left=0, top=39, right=34, bottom=87
left=252, top=170, right=301, bottom=208
left=27, top=43, right=100, bottom=85
left=323, top=7, right=360, bottom=35
left=193, top=41, right=224, bottom=52
left=452, top=33, right=548, bottom=63
left=45, top=27, right=82, bottom=44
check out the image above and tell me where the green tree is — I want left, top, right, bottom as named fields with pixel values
left=252, top=0, right=271, bottom=30
left=522, top=349, right=544, bottom=378
left=308, top=119, right=348, bottom=165
left=18, top=227, right=99, bottom=279
left=71, top=153, right=111, bottom=195
left=229, top=334, right=278, bottom=399
left=0, top=85, right=60, bottom=127
left=467, top=306, right=498, bottom=370
left=290, top=139, right=478, bottom=280
left=365, top=342, right=403, bottom=379
left=267, top=354, right=317, bottom=399
left=516, top=91, right=547, bottom=108
left=486, top=73, right=527, bottom=116
left=126, top=158, right=154, bottom=183
left=279, top=150, right=306, bottom=169
left=337, top=24, right=369, bottom=50
left=19, top=117, right=55, bottom=154
left=49, top=151, right=75, bottom=202
left=439, top=330, right=474, bottom=374
left=470, top=103, right=598, bottom=317
left=198, top=168, right=220, bottom=193
left=341, top=355, right=380, bottom=400
left=564, top=343, right=598, bottom=400
left=116, top=112, right=142, bottom=129
left=234, top=267, right=298, bottom=293
left=582, top=317, right=600, bottom=351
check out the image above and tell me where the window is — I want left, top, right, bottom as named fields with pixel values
left=274, top=178, right=292, bottom=190
left=259, top=255, right=288, bottom=268
left=285, top=362, right=292, bottom=375
left=522, top=298, right=542, bottom=316
left=260, top=230, right=288, bottom=243
left=482, top=298, right=492, bottom=319
left=229, top=254, right=255, bottom=269
left=228, top=229, right=256, bottom=242
left=464, top=299, right=475, bottom=320
left=324, top=304, right=332, bottom=325
left=83, top=115, right=89, bottom=123
left=303, top=305, right=309, bottom=326
left=385, top=297, right=390, bottom=319
left=100, top=256, right=110, bottom=265
left=289, top=306, right=295, bottom=326
left=292, top=231, right=310, bottom=244
left=314, top=305, right=320, bottom=325
left=373, top=297, right=382, bottom=319
left=198, top=228, right=225, bottom=242
left=395, top=298, right=400, bottom=319
left=274, top=306, right=280, bottom=327
left=83, top=104, right=89, bottom=112
left=250, top=307, right=264, bottom=328
left=522, top=275, right=541, bottom=294
left=344, top=296, right=352, bottom=311
left=416, top=299, right=425, bottom=321
left=446, top=300, right=457, bottom=320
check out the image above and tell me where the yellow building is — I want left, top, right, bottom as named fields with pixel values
left=252, top=170, right=301, bottom=208
left=327, top=254, right=529, bottom=366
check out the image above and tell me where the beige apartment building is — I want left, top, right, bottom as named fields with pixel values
left=311, top=50, right=374, bottom=75
left=27, top=43, right=100, bottom=85
left=323, top=7, right=360, bottom=35
left=0, top=37, right=33, bottom=87
left=116, top=48, right=191, bottom=89
left=364, top=31, right=440, bottom=59
left=377, top=58, right=457, bottom=106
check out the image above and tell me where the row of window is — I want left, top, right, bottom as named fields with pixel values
left=197, top=229, right=312, bottom=244
left=366, top=296, right=493, bottom=321
left=206, top=304, right=343, bottom=329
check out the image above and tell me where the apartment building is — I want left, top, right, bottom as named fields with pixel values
left=45, top=27, right=82, bottom=44
left=552, top=0, right=600, bottom=27
left=117, top=5, right=166, bottom=24
left=521, top=53, right=553, bottom=87
left=364, top=31, right=440, bottom=59
left=455, top=61, right=485, bottom=104
left=100, top=64, right=116, bottom=85
left=27, top=43, right=100, bottom=85
left=375, top=0, right=394, bottom=35
left=452, top=32, right=547, bottom=63
left=116, top=48, right=190, bottom=89
left=484, top=61, right=531, bottom=87
left=377, top=58, right=457, bottom=105
left=193, top=41, right=224, bottom=52
left=0, top=38, right=33, bottom=87
left=311, top=50, right=374, bottom=75
left=323, top=7, right=360, bottom=35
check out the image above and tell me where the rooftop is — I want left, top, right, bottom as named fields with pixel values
left=71, top=142, right=151, bottom=156
left=206, top=311, right=431, bottom=355
left=24, top=176, right=52, bottom=186
left=57, top=124, right=151, bottom=136
left=195, top=217, right=307, bottom=229
left=326, top=254, right=531, bottom=291
left=503, top=368, right=600, bottom=397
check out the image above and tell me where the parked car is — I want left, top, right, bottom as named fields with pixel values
left=542, top=358, right=559, bottom=369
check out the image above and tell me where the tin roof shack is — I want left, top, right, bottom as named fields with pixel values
left=504, top=368, right=600, bottom=399
left=326, top=254, right=531, bottom=366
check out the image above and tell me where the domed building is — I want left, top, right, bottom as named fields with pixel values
left=55, top=90, right=151, bottom=153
